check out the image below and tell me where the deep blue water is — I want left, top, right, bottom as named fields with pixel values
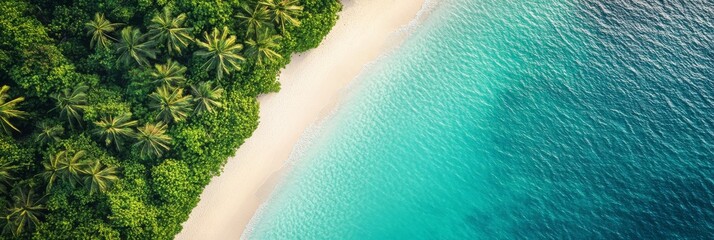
left=246, top=0, right=714, bottom=238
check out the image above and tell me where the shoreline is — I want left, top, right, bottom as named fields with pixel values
left=176, top=0, right=427, bottom=239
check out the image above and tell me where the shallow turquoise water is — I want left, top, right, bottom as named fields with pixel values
left=246, top=0, right=714, bottom=238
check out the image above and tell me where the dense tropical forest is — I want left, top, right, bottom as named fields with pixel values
left=0, top=0, right=340, bottom=238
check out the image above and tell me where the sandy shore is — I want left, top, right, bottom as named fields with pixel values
left=176, top=0, right=426, bottom=239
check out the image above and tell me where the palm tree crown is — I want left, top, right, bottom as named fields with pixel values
left=92, top=114, right=138, bottom=150
left=40, top=150, right=87, bottom=190
left=0, top=85, right=27, bottom=135
left=52, top=85, right=88, bottom=129
left=149, top=85, right=194, bottom=123
left=39, top=151, right=65, bottom=192
left=191, top=82, right=224, bottom=114
left=133, top=122, right=172, bottom=159
left=81, top=161, right=119, bottom=195
left=195, top=27, right=245, bottom=81
left=260, top=0, right=303, bottom=34
left=0, top=161, right=15, bottom=195
left=239, top=4, right=273, bottom=35
left=34, top=121, right=64, bottom=146
left=245, top=29, right=283, bottom=65
left=147, top=8, right=193, bottom=55
left=2, top=187, right=45, bottom=236
left=116, top=26, right=158, bottom=67
left=151, top=59, right=187, bottom=87
left=85, top=13, right=122, bottom=50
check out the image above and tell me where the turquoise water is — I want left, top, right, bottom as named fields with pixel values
left=246, top=0, right=714, bottom=238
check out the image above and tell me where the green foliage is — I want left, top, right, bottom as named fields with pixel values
left=82, top=47, right=118, bottom=74
left=286, top=0, right=341, bottom=52
left=174, top=0, right=240, bottom=32
left=0, top=135, right=34, bottom=173
left=0, top=0, right=341, bottom=238
left=48, top=5, right=87, bottom=39
left=173, top=92, right=259, bottom=177
left=83, top=86, right=132, bottom=122
left=151, top=159, right=193, bottom=203
left=0, top=1, right=90, bottom=98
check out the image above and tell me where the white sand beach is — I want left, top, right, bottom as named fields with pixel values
left=176, top=0, right=426, bottom=239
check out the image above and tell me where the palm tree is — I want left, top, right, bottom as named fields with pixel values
left=116, top=26, right=158, bottom=67
left=0, top=161, right=15, bottom=194
left=245, top=29, right=283, bottom=65
left=147, top=8, right=193, bottom=55
left=39, top=150, right=87, bottom=190
left=149, top=85, right=193, bottom=123
left=238, top=4, right=272, bottom=35
left=92, top=114, right=138, bottom=150
left=85, top=13, right=122, bottom=50
left=133, top=122, right=172, bottom=159
left=2, top=187, right=45, bottom=236
left=238, top=4, right=271, bottom=35
left=260, top=0, right=303, bottom=34
left=81, top=161, right=119, bottom=195
left=52, top=85, right=88, bottom=129
left=34, top=121, right=63, bottom=146
left=0, top=85, right=27, bottom=135
left=150, top=59, right=187, bottom=87
left=195, top=27, right=245, bottom=81
left=59, top=150, right=87, bottom=187
left=38, top=151, right=65, bottom=192
left=190, top=82, right=224, bottom=114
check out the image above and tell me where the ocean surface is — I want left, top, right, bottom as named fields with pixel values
left=245, top=0, right=714, bottom=238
